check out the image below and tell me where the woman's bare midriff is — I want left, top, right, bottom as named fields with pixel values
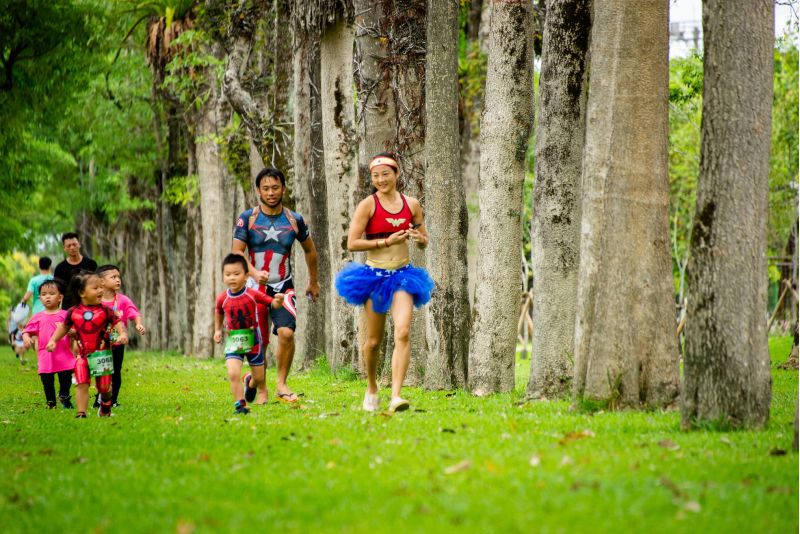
left=366, top=240, right=409, bottom=269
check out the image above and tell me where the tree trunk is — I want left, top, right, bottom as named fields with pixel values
left=681, top=0, right=773, bottom=429
left=320, top=20, right=360, bottom=371
left=468, top=0, right=534, bottom=395
left=526, top=0, right=591, bottom=400
left=572, top=0, right=679, bottom=409
left=423, top=0, right=469, bottom=390
left=191, top=50, right=241, bottom=358
left=292, top=28, right=330, bottom=370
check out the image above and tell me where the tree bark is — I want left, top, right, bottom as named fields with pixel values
left=423, top=0, right=469, bottom=390
left=320, top=20, right=360, bottom=371
left=468, top=0, right=534, bottom=395
left=572, top=0, right=679, bottom=409
left=681, top=0, right=773, bottom=429
left=526, top=0, right=591, bottom=399
left=292, top=27, right=330, bottom=370
left=191, top=47, right=241, bottom=358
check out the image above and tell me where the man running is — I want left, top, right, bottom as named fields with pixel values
left=232, top=168, right=320, bottom=403
left=54, top=233, right=98, bottom=310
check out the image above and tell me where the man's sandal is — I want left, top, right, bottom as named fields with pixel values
left=276, top=392, right=300, bottom=404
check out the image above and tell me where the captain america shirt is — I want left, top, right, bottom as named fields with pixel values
left=233, top=207, right=309, bottom=292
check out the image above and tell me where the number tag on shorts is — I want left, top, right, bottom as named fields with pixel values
left=225, top=329, right=255, bottom=354
left=87, top=350, right=114, bottom=377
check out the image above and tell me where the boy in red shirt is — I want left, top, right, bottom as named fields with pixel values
left=214, top=254, right=283, bottom=414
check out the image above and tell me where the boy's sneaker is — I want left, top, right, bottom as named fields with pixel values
left=112, top=402, right=120, bottom=408
left=59, top=395, right=73, bottom=409
left=234, top=400, right=250, bottom=415
left=46, top=401, right=56, bottom=409
left=75, top=412, right=87, bottom=419
left=243, top=373, right=257, bottom=403
left=98, top=401, right=112, bottom=417
left=92, top=395, right=100, bottom=409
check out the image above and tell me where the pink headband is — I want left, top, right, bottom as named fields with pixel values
left=369, top=156, right=398, bottom=171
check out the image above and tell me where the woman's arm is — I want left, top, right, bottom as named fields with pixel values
left=407, top=197, right=429, bottom=249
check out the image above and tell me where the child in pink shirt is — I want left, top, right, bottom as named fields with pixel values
left=22, top=279, right=75, bottom=409
left=97, top=265, right=146, bottom=407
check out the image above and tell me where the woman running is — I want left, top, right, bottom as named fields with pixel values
left=335, top=152, right=434, bottom=413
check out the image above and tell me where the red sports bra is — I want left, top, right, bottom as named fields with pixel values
left=365, top=194, right=413, bottom=239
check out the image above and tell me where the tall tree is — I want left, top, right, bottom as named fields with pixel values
left=526, top=0, right=591, bottom=399
left=682, top=0, right=774, bottom=428
left=572, top=0, right=679, bottom=408
left=423, top=0, right=469, bottom=390
left=292, top=9, right=330, bottom=369
left=468, top=0, right=534, bottom=395
left=320, top=18, right=360, bottom=371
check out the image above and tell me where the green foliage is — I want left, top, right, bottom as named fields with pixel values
left=0, top=251, right=38, bottom=320
left=163, top=175, right=199, bottom=206
left=0, top=342, right=796, bottom=531
left=769, top=32, right=799, bottom=254
left=161, top=29, right=224, bottom=109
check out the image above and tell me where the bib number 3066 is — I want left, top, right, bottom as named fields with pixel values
left=87, top=350, right=114, bottom=377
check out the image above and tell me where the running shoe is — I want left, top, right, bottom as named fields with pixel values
left=46, top=401, right=56, bottom=409
left=92, top=395, right=100, bottom=409
left=75, top=412, right=87, bottom=419
left=98, top=401, right=112, bottom=417
left=59, top=395, right=73, bottom=409
left=388, top=397, right=410, bottom=413
left=243, top=373, right=257, bottom=403
left=234, top=400, right=250, bottom=415
left=362, top=390, right=380, bottom=412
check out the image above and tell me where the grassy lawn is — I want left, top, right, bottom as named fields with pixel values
left=1, top=338, right=797, bottom=533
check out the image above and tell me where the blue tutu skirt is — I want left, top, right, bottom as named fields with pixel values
left=335, top=262, right=434, bottom=314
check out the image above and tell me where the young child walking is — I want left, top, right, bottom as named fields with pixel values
left=47, top=271, right=128, bottom=418
left=22, top=279, right=75, bottom=409
left=214, top=254, right=283, bottom=414
left=97, top=264, right=145, bottom=407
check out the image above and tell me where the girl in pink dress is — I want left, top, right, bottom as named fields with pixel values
left=22, top=279, right=75, bottom=409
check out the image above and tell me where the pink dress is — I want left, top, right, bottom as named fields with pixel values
left=23, top=311, right=75, bottom=374
left=102, top=293, right=141, bottom=346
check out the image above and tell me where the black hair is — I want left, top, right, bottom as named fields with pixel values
left=38, top=256, right=52, bottom=270
left=69, top=270, right=99, bottom=303
left=255, top=167, right=286, bottom=188
left=61, top=232, right=79, bottom=243
left=40, top=278, right=65, bottom=295
left=222, top=253, right=249, bottom=273
left=96, top=264, right=120, bottom=277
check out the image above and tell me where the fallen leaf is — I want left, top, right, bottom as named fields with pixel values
left=659, top=477, right=685, bottom=498
left=559, top=430, right=595, bottom=445
left=484, top=460, right=498, bottom=473
left=683, top=501, right=701, bottom=513
left=559, top=455, right=574, bottom=467
left=658, top=439, right=680, bottom=451
left=71, top=457, right=89, bottom=464
left=767, top=486, right=792, bottom=494
left=38, top=448, right=53, bottom=456
left=529, top=454, right=541, bottom=467
left=444, top=460, right=472, bottom=475
left=176, top=521, right=196, bottom=534
left=198, top=453, right=210, bottom=462
left=445, top=391, right=457, bottom=398
left=440, top=428, right=456, bottom=434
left=329, top=438, right=342, bottom=446
left=719, top=436, right=732, bottom=446
left=414, top=408, right=427, bottom=413
left=769, top=448, right=787, bottom=456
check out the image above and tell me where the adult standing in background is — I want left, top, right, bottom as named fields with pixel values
left=54, top=233, right=97, bottom=310
left=21, top=256, right=54, bottom=315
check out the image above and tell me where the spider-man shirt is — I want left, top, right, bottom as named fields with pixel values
left=63, top=304, right=119, bottom=357
left=215, top=288, right=274, bottom=354
left=233, top=208, right=309, bottom=293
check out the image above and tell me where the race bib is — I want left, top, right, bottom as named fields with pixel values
left=225, top=328, right=255, bottom=354
left=87, top=350, right=114, bottom=377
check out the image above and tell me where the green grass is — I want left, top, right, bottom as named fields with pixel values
left=1, top=339, right=797, bottom=533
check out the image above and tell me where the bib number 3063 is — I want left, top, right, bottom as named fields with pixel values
left=87, top=350, right=114, bottom=377
left=225, top=329, right=255, bottom=354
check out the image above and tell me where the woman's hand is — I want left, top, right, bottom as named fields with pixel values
left=386, top=229, right=409, bottom=246
left=407, top=227, right=427, bottom=247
